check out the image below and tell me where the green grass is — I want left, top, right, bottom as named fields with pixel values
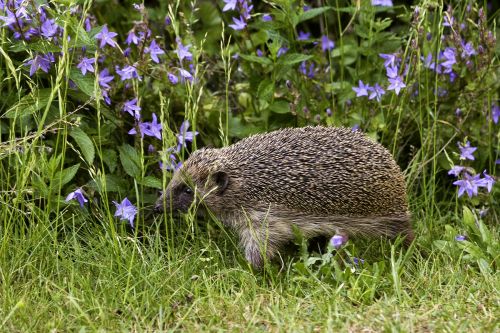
left=0, top=210, right=498, bottom=332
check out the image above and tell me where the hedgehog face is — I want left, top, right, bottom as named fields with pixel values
left=154, top=150, right=229, bottom=215
left=158, top=171, right=196, bottom=213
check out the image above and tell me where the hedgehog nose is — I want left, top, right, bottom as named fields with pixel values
left=153, top=203, right=163, bottom=214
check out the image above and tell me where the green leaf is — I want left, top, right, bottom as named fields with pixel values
left=10, top=40, right=62, bottom=53
left=87, top=174, right=127, bottom=193
left=238, top=54, right=273, bottom=65
left=69, top=127, right=95, bottom=165
left=3, top=88, right=54, bottom=118
left=277, top=53, right=313, bottom=66
left=268, top=100, right=290, bottom=114
left=461, top=242, right=485, bottom=261
left=477, top=258, right=492, bottom=275
left=462, top=206, right=476, bottom=230
left=373, top=18, right=393, bottom=32
left=70, top=69, right=95, bottom=97
left=118, top=144, right=141, bottom=178
left=332, top=6, right=358, bottom=14
left=257, top=79, right=275, bottom=102
left=52, top=164, right=80, bottom=189
left=102, top=149, right=118, bottom=173
left=32, top=174, right=49, bottom=197
left=330, top=44, right=358, bottom=65
left=68, top=19, right=98, bottom=51
left=228, top=116, right=263, bottom=138
left=325, top=81, right=351, bottom=92
left=138, top=176, right=162, bottom=189
left=433, top=240, right=449, bottom=251
left=297, top=7, right=332, bottom=24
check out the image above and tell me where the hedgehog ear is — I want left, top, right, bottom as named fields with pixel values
left=213, top=171, right=229, bottom=195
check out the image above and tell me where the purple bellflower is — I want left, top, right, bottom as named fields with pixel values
left=124, top=47, right=132, bottom=57
left=440, top=47, right=456, bottom=73
left=330, top=234, right=348, bottom=249
left=380, top=53, right=398, bottom=68
left=144, top=113, right=162, bottom=140
left=128, top=121, right=150, bottom=138
left=145, top=40, right=165, bottom=63
left=26, top=54, right=54, bottom=76
left=160, top=153, right=182, bottom=171
left=352, top=257, right=365, bottom=265
left=321, top=35, right=335, bottom=51
left=352, top=80, right=371, bottom=97
left=461, top=41, right=476, bottom=58
left=168, top=73, right=179, bottom=84
left=229, top=16, right=247, bottom=31
left=98, top=68, right=114, bottom=89
left=222, top=0, right=238, bottom=11
left=95, top=25, right=118, bottom=48
left=77, top=57, right=95, bottom=75
left=385, top=64, right=399, bottom=79
left=368, top=83, right=385, bottom=102
left=65, top=188, right=88, bottom=207
left=176, top=120, right=198, bottom=151
left=40, top=19, right=59, bottom=39
left=372, top=0, right=393, bottom=6
left=179, top=68, right=193, bottom=81
left=453, top=173, right=482, bottom=198
left=387, top=76, right=406, bottom=95
left=126, top=31, right=139, bottom=45
left=422, top=53, right=442, bottom=73
left=116, top=65, right=142, bottom=81
left=297, top=31, right=311, bottom=41
left=299, top=62, right=315, bottom=78
left=113, top=198, right=137, bottom=228
left=277, top=47, right=288, bottom=57
left=491, top=104, right=499, bottom=124
left=101, top=90, right=111, bottom=105
left=123, top=98, right=141, bottom=119
left=458, top=141, right=477, bottom=161
left=479, top=170, right=495, bottom=193
left=443, top=15, right=454, bottom=27
left=0, top=9, right=17, bottom=28
left=84, top=17, right=92, bottom=32
left=448, top=165, right=465, bottom=177
left=455, top=235, right=466, bottom=241
left=129, top=113, right=162, bottom=140
left=241, top=1, right=253, bottom=20
left=176, top=38, right=193, bottom=62
left=262, top=14, right=272, bottom=22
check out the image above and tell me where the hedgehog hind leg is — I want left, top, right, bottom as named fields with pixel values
left=383, top=214, right=415, bottom=246
left=402, top=224, right=415, bottom=246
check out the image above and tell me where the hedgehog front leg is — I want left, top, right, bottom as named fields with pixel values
left=238, top=220, right=292, bottom=269
left=242, top=235, right=266, bottom=269
left=239, top=227, right=278, bottom=269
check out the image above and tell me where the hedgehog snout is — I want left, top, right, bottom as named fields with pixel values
left=153, top=192, right=169, bottom=214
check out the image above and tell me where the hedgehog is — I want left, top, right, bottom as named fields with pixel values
left=154, top=126, right=414, bottom=268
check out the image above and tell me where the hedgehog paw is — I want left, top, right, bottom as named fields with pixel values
left=245, top=246, right=265, bottom=269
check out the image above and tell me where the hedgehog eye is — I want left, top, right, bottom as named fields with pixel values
left=184, top=187, right=193, bottom=195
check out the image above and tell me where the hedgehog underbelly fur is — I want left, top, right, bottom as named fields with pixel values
left=157, top=126, right=414, bottom=269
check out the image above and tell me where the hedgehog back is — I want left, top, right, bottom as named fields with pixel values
left=206, top=126, right=408, bottom=217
